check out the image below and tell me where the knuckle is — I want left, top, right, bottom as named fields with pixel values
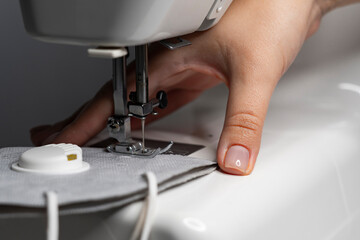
left=226, top=111, right=263, bottom=135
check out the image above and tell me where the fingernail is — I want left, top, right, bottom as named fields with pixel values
left=224, top=145, right=249, bottom=173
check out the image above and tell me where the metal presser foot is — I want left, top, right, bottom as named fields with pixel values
left=88, top=45, right=173, bottom=158
left=106, top=114, right=173, bottom=158
left=106, top=140, right=174, bottom=158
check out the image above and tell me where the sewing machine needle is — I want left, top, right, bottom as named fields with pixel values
left=141, top=118, right=145, bottom=152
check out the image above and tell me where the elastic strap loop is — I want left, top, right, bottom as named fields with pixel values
left=45, top=191, right=59, bottom=240
left=130, top=172, right=158, bottom=240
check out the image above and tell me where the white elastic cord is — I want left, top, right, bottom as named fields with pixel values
left=45, top=191, right=59, bottom=240
left=130, top=172, right=158, bottom=240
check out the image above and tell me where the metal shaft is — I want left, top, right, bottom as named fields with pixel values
left=135, top=44, right=149, bottom=104
left=109, top=56, right=131, bottom=143
left=135, top=44, right=150, bottom=151
left=141, top=118, right=145, bottom=153
left=113, top=57, right=128, bottom=116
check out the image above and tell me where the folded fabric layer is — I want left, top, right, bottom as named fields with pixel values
left=0, top=147, right=217, bottom=217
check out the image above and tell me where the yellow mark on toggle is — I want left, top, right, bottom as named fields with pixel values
left=67, top=154, right=77, bottom=161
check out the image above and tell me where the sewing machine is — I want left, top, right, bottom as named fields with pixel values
left=19, top=0, right=233, bottom=158
left=2, top=2, right=360, bottom=240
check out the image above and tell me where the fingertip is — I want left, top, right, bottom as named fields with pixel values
left=42, top=132, right=61, bottom=145
left=30, top=125, right=53, bottom=146
left=50, top=126, right=92, bottom=146
left=30, top=125, right=51, bottom=135
left=218, top=144, right=255, bottom=175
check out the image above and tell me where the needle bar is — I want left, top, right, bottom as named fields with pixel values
left=141, top=118, right=146, bottom=152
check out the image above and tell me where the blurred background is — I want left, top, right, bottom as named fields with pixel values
left=0, top=2, right=359, bottom=147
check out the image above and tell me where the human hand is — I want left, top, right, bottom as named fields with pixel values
left=31, top=0, right=352, bottom=175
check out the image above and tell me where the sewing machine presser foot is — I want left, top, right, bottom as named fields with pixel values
left=107, top=141, right=174, bottom=158
left=89, top=45, right=174, bottom=159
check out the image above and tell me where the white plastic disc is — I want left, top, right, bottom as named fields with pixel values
left=11, top=144, right=90, bottom=175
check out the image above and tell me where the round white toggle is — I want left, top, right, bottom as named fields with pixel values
left=12, top=144, right=90, bottom=175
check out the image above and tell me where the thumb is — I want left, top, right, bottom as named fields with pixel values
left=217, top=64, right=279, bottom=175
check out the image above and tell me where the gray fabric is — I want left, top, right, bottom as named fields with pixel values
left=0, top=147, right=217, bottom=217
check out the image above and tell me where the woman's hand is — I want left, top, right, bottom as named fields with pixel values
left=31, top=0, right=354, bottom=175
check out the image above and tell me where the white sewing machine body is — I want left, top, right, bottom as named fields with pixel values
left=19, top=0, right=232, bottom=47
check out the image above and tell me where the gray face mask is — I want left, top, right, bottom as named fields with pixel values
left=0, top=147, right=217, bottom=217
